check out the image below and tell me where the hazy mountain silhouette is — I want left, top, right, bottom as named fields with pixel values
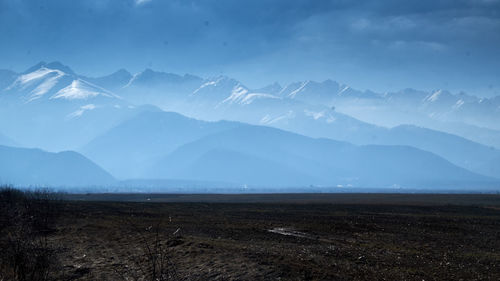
left=82, top=69, right=133, bottom=92
left=81, top=110, right=240, bottom=178
left=0, top=145, right=114, bottom=187
left=370, top=125, right=500, bottom=179
left=148, top=125, right=492, bottom=188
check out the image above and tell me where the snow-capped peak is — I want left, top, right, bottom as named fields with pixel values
left=123, top=68, right=161, bottom=87
left=425, top=90, right=444, bottom=102
left=23, top=61, right=75, bottom=75
left=192, top=76, right=228, bottom=94
left=222, top=84, right=248, bottom=103
left=338, top=85, right=351, bottom=95
left=51, top=79, right=116, bottom=100
left=124, top=68, right=164, bottom=87
left=7, top=67, right=66, bottom=101
left=287, top=81, right=310, bottom=98
left=222, top=84, right=279, bottom=105
left=453, top=99, right=465, bottom=109
left=16, top=67, right=64, bottom=86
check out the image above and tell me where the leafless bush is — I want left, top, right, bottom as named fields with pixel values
left=25, top=189, right=62, bottom=235
left=117, top=220, right=181, bottom=281
left=0, top=186, right=62, bottom=281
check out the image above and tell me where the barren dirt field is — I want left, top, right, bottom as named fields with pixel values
left=45, top=194, right=500, bottom=280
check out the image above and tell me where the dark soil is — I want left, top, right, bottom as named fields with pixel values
left=42, top=194, right=500, bottom=280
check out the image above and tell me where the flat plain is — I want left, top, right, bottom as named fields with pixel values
left=41, top=193, right=500, bottom=280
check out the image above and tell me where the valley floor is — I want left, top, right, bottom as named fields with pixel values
left=48, top=194, right=500, bottom=280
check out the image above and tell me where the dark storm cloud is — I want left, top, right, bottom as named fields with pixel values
left=1, top=0, right=499, bottom=94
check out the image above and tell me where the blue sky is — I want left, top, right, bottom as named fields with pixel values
left=1, top=0, right=499, bottom=96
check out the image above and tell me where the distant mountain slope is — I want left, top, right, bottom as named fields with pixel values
left=0, top=100, right=142, bottom=152
left=371, top=125, right=500, bottom=179
left=272, top=115, right=500, bottom=178
left=0, top=145, right=115, bottom=187
left=0, top=132, right=17, bottom=147
left=6, top=62, right=496, bottom=149
left=278, top=79, right=379, bottom=105
left=161, top=148, right=317, bottom=186
left=148, top=125, right=493, bottom=188
left=3, top=62, right=499, bottom=187
left=2, top=61, right=121, bottom=104
left=82, top=109, right=500, bottom=183
left=82, top=69, right=133, bottom=92
left=119, top=69, right=203, bottom=107
left=435, top=122, right=500, bottom=150
left=0, top=62, right=141, bottom=151
left=80, top=110, right=241, bottom=178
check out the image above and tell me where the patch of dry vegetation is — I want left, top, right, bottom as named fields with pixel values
left=0, top=187, right=61, bottom=281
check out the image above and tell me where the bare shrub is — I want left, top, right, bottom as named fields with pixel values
left=0, top=186, right=62, bottom=281
left=117, top=220, right=181, bottom=281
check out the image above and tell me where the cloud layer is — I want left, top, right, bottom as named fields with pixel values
left=1, top=0, right=499, bottom=95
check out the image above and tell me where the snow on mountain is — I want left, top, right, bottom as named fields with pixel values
left=282, top=81, right=312, bottom=99
left=419, top=89, right=479, bottom=109
left=51, top=79, right=117, bottom=100
left=7, top=67, right=67, bottom=101
left=230, top=93, right=279, bottom=105
left=259, top=111, right=295, bottom=125
left=277, top=79, right=380, bottom=105
left=192, top=76, right=236, bottom=94
left=2, top=62, right=123, bottom=106
left=339, top=85, right=500, bottom=134
left=1, top=61, right=500, bottom=188
left=0, top=62, right=137, bottom=152
left=22, top=61, right=76, bottom=75
left=3, top=61, right=499, bottom=153
left=220, top=85, right=247, bottom=104
left=28, top=63, right=493, bottom=135
left=424, top=90, right=453, bottom=103
left=221, top=85, right=279, bottom=106
left=190, top=76, right=246, bottom=105
left=453, top=99, right=465, bottom=109
left=185, top=76, right=283, bottom=116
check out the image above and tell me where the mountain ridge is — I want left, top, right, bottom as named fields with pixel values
left=0, top=144, right=115, bottom=187
left=1, top=61, right=499, bottom=190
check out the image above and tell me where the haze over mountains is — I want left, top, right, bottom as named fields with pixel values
left=0, top=61, right=498, bottom=191
left=0, top=145, right=114, bottom=187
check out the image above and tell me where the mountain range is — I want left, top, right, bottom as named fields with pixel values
left=0, top=61, right=498, bottom=191
left=74, top=64, right=500, bottom=148
left=146, top=122, right=492, bottom=188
